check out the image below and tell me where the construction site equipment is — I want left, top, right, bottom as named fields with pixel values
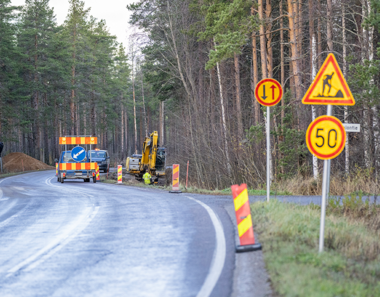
left=126, top=131, right=166, bottom=185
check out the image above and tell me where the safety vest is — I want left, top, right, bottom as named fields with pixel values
left=143, top=172, right=152, bottom=184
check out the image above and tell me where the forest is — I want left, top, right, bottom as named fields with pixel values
left=0, top=0, right=379, bottom=190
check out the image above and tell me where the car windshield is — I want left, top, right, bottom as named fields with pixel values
left=90, top=151, right=106, bottom=158
left=62, top=152, right=88, bottom=163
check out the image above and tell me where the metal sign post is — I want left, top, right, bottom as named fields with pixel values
left=254, top=79, right=283, bottom=202
left=266, top=106, right=271, bottom=202
left=319, top=105, right=332, bottom=253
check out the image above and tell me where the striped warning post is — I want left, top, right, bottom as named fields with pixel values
left=56, top=163, right=58, bottom=176
left=59, top=137, right=97, bottom=145
left=96, top=164, right=100, bottom=181
left=231, top=184, right=262, bottom=253
left=118, top=165, right=122, bottom=184
left=169, top=164, right=182, bottom=193
left=59, top=163, right=97, bottom=171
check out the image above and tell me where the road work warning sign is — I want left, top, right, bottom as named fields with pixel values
left=302, top=53, right=355, bottom=106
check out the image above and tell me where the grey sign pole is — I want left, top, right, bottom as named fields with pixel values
left=267, top=106, right=271, bottom=202
left=319, top=105, right=333, bottom=253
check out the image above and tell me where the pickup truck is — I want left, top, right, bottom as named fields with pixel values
left=57, top=151, right=97, bottom=183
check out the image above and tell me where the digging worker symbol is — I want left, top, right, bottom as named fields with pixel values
left=322, top=72, right=334, bottom=95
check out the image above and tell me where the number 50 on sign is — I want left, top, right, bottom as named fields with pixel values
left=306, top=116, right=346, bottom=160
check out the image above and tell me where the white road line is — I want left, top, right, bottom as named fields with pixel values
left=186, top=196, right=226, bottom=297
left=7, top=206, right=99, bottom=276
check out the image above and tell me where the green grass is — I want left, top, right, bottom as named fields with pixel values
left=180, top=185, right=292, bottom=196
left=251, top=200, right=380, bottom=297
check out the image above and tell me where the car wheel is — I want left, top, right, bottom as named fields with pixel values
left=93, top=176, right=96, bottom=183
left=61, top=178, right=64, bottom=183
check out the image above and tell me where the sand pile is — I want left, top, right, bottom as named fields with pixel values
left=2, top=152, right=54, bottom=172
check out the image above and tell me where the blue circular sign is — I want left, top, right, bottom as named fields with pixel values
left=71, top=146, right=86, bottom=162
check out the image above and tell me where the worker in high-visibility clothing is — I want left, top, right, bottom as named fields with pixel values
left=143, top=172, right=152, bottom=185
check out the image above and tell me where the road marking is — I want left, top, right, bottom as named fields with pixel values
left=186, top=196, right=226, bottom=297
left=7, top=206, right=99, bottom=276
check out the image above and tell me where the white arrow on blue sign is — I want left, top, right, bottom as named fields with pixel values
left=71, top=146, right=86, bottom=162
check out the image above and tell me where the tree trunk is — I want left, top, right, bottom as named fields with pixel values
left=259, top=0, right=267, bottom=79
left=234, top=53, right=243, bottom=138
left=265, top=0, right=273, bottom=78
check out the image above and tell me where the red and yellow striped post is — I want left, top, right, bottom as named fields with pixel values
left=56, top=163, right=58, bottom=176
left=96, top=164, right=100, bottom=181
left=169, top=164, right=182, bottom=193
left=117, top=165, right=122, bottom=184
left=231, top=184, right=262, bottom=252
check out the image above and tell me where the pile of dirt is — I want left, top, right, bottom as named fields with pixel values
left=2, top=152, right=54, bottom=173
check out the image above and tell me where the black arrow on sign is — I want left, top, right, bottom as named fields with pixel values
left=262, top=85, right=267, bottom=100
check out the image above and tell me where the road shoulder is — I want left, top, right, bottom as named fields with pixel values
left=225, top=206, right=273, bottom=297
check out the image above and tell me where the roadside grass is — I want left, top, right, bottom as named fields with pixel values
left=251, top=200, right=380, bottom=296
left=273, top=169, right=379, bottom=196
left=179, top=185, right=292, bottom=196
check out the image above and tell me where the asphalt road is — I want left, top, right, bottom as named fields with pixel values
left=0, top=171, right=246, bottom=297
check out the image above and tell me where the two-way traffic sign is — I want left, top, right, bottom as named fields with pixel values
left=255, top=79, right=283, bottom=107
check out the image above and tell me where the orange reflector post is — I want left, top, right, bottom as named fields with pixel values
left=56, top=163, right=58, bottom=176
left=169, top=164, right=182, bottom=193
left=117, top=165, right=122, bottom=184
left=96, top=164, right=100, bottom=181
left=231, top=184, right=262, bottom=253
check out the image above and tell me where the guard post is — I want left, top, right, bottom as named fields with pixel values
left=169, top=164, right=182, bottom=193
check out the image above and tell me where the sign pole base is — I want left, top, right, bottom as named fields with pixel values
left=169, top=190, right=182, bottom=194
left=236, top=243, right=262, bottom=253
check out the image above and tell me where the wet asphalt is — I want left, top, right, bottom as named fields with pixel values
left=0, top=171, right=237, bottom=297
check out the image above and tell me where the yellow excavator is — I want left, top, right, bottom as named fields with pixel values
left=126, top=131, right=167, bottom=184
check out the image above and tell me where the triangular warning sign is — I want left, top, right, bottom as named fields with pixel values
left=302, top=54, right=355, bottom=106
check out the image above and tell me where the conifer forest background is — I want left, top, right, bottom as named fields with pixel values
left=0, top=0, right=379, bottom=189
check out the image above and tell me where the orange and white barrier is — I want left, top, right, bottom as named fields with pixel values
left=231, top=184, right=262, bottom=252
left=118, top=165, right=122, bottom=183
left=56, top=163, right=58, bottom=176
left=59, top=137, right=97, bottom=145
left=60, top=163, right=97, bottom=171
left=169, top=164, right=182, bottom=193
left=96, top=164, right=100, bottom=181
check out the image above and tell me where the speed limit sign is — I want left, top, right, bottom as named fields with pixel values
left=306, top=115, right=346, bottom=160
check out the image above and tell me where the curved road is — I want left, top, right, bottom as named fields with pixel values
left=0, top=171, right=242, bottom=297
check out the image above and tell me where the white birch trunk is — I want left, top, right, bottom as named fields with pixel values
left=342, top=4, right=349, bottom=175
left=121, top=102, right=124, bottom=154
left=362, top=0, right=374, bottom=168
left=161, top=101, right=165, bottom=145
left=214, top=44, right=232, bottom=177
left=312, top=35, right=319, bottom=179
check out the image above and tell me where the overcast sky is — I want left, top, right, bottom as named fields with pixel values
left=11, top=0, right=138, bottom=45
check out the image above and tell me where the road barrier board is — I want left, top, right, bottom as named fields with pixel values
left=60, top=163, right=97, bottom=171
left=59, top=137, right=97, bottom=145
